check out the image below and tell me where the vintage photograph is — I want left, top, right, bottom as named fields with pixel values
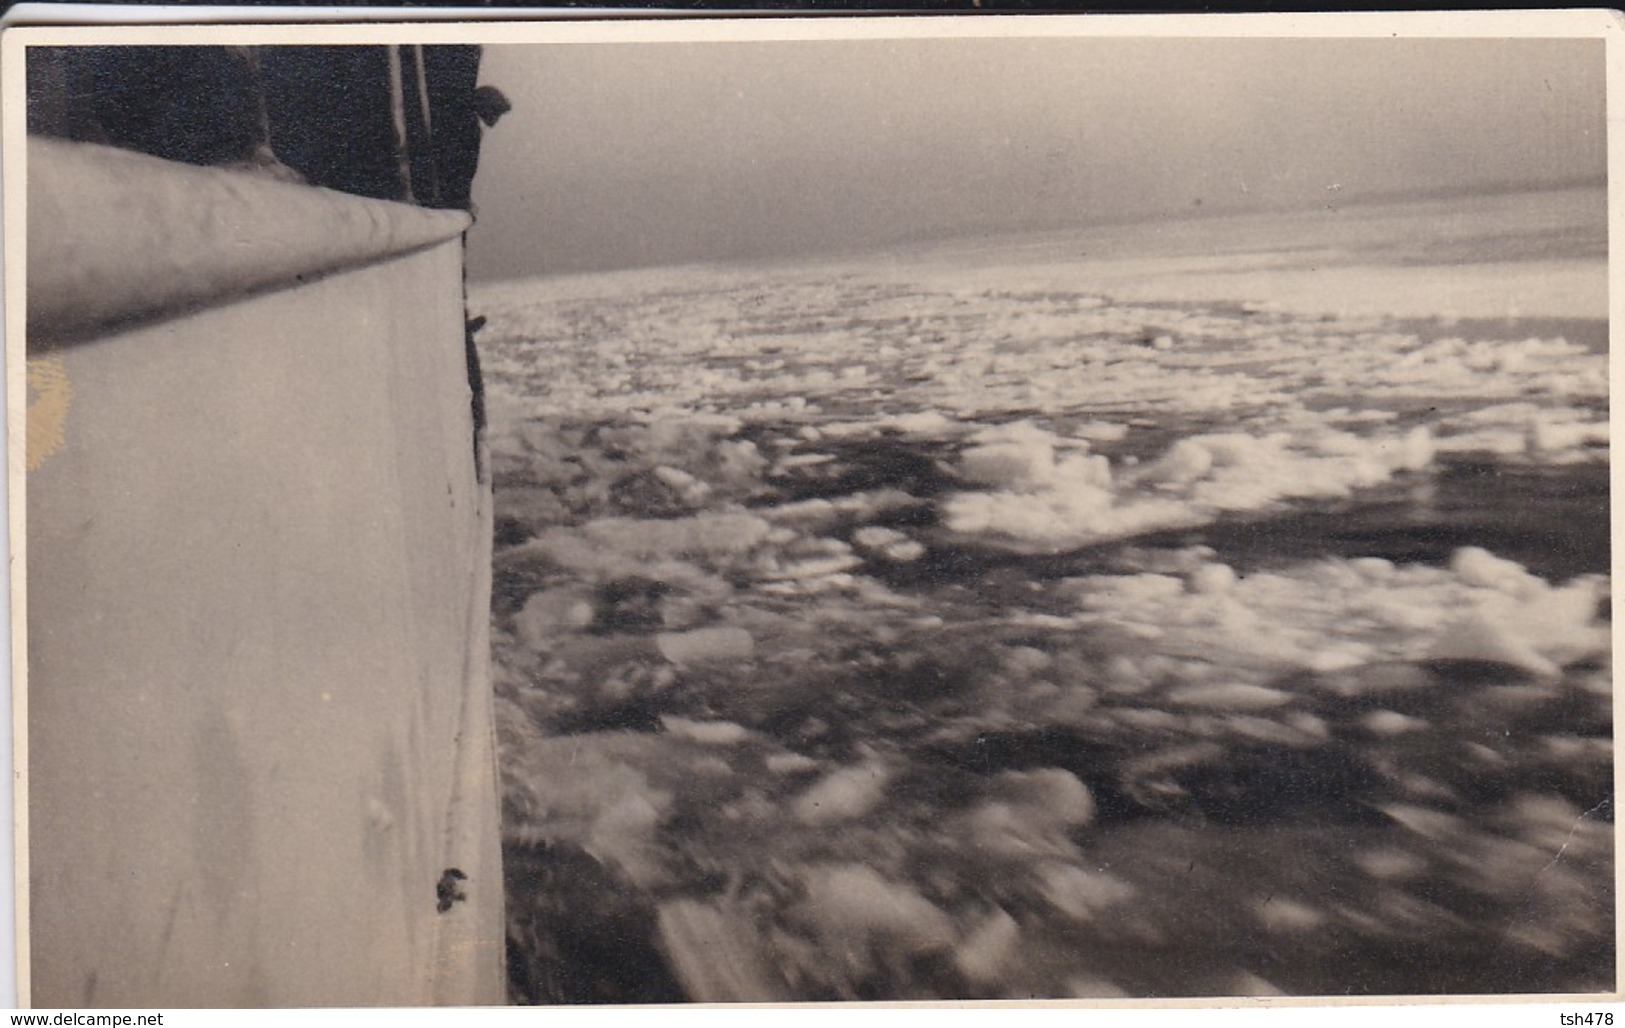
left=9, top=15, right=1615, bottom=1009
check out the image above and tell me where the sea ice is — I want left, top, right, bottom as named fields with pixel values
left=476, top=195, right=1610, bottom=1001
left=659, top=716, right=752, bottom=745
left=953, top=907, right=1022, bottom=987
left=501, top=737, right=675, bottom=888
left=999, top=768, right=1095, bottom=821
left=583, top=512, right=773, bottom=559
left=793, top=760, right=890, bottom=825
left=794, top=863, right=955, bottom=969
left=959, top=441, right=1058, bottom=491
left=1166, top=684, right=1293, bottom=711
left=1036, top=863, right=1137, bottom=922
left=513, top=587, right=596, bottom=650
left=1072, top=549, right=1607, bottom=678
left=944, top=425, right=1438, bottom=551
left=655, top=626, right=756, bottom=665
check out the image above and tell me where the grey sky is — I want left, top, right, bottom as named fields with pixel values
left=464, top=35, right=1605, bottom=281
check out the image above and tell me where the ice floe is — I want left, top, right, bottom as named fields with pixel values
left=1068, top=546, right=1608, bottom=677
left=942, top=420, right=1439, bottom=551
